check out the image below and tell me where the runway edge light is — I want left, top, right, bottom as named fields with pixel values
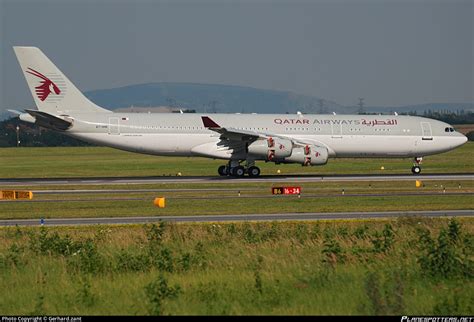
left=415, top=180, right=423, bottom=188
left=154, top=197, right=166, bottom=208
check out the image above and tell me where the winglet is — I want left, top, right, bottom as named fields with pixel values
left=202, top=116, right=221, bottom=128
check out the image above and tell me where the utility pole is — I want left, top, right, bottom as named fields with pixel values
left=357, top=98, right=365, bottom=114
left=209, top=100, right=218, bottom=113
left=16, top=125, right=20, bottom=147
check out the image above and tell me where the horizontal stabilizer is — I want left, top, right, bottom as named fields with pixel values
left=25, top=109, right=72, bottom=131
left=7, top=109, right=22, bottom=115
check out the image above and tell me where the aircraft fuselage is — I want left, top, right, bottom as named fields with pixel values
left=66, top=112, right=467, bottom=160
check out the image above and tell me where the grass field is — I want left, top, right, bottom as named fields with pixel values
left=1, top=144, right=473, bottom=315
left=1, top=180, right=472, bottom=219
left=0, top=142, right=472, bottom=178
left=0, top=219, right=472, bottom=315
left=1, top=144, right=472, bottom=220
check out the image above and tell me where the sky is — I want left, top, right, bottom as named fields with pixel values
left=0, top=0, right=472, bottom=112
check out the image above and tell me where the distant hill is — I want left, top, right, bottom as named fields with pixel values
left=85, top=83, right=474, bottom=115
left=2, top=83, right=472, bottom=121
left=365, top=103, right=474, bottom=115
left=85, top=82, right=343, bottom=114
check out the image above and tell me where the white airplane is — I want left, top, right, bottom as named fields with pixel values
left=10, top=47, right=467, bottom=177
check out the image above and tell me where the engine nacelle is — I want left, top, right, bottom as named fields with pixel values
left=283, top=145, right=329, bottom=166
left=248, top=137, right=293, bottom=160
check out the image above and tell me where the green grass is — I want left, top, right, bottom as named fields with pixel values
left=4, top=178, right=474, bottom=192
left=1, top=219, right=472, bottom=315
left=0, top=194, right=472, bottom=220
left=0, top=142, right=472, bottom=178
left=1, top=143, right=472, bottom=315
left=1, top=179, right=472, bottom=219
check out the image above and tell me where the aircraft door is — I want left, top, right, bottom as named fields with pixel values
left=109, top=117, right=120, bottom=135
left=331, top=123, right=342, bottom=138
left=420, top=122, right=432, bottom=140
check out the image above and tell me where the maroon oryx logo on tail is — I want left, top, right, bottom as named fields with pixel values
left=26, top=67, right=61, bottom=101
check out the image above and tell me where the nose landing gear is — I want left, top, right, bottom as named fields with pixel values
left=411, top=157, right=423, bottom=174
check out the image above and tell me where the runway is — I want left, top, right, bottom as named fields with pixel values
left=1, top=210, right=472, bottom=226
left=1, top=173, right=473, bottom=186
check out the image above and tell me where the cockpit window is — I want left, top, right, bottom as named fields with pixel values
left=445, top=127, right=455, bottom=132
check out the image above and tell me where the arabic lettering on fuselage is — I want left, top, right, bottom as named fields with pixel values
left=273, top=118, right=398, bottom=126
left=361, top=119, right=398, bottom=126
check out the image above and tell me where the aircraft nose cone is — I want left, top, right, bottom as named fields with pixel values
left=456, top=134, right=468, bottom=147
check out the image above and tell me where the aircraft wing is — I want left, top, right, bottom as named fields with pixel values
left=201, top=116, right=324, bottom=148
left=202, top=116, right=261, bottom=142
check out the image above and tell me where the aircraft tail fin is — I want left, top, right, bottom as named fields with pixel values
left=13, top=46, right=111, bottom=115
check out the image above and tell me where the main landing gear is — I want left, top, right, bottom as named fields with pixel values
left=411, top=157, right=423, bottom=174
left=218, top=160, right=261, bottom=178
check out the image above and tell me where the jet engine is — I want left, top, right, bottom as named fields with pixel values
left=283, top=145, right=329, bottom=166
left=247, top=137, right=293, bottom=160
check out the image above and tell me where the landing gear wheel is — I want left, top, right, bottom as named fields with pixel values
left=411, top=166, right=421, bottom=174
left=247, top=166, right=261, bottom=178
left=218, top=165, right=228, bottom=176
left=231, top=166, right=245, bottom=178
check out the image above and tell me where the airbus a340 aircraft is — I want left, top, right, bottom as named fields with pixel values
left=10, top=47, right=467, bottom=177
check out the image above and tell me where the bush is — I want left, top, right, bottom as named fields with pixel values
left=322, top=237, right=345, bottom=266
left=150, top=247, right=174, bottom=273
left=68, top=239, right=104, bottom=274
left=371, top=224, right=395, bottom=253
left=116, top=250, right=151, bottom=272
left=145, top=274, right=181, bottom=315
left=353, top=225, right=369, bottom=239
left=417, top=219, right=473, bottom=279
left=146, top=222, right=166, bottom=248
left=29, top=227, right=81, bottom=256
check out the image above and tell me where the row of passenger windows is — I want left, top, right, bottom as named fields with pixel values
left=123, top=126, right=414, bottom=133
left=128, top=126, right=206, bottom=130
left=281, top=128, right=394, bottom=132
left=121, top=126, right=421, bottom=133
left=126, top=126, right=272, bottom=131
